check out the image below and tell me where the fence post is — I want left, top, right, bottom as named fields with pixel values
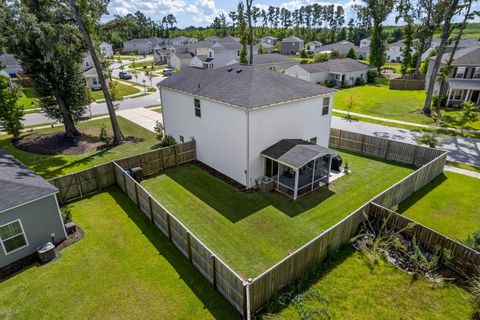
left=411, top=145, right=419, bottom=166
left=360, top=134, right=366, bottom=154
left=211, top=255, right=217, bottom=289
left=122, top=171, right=127, bottom=195
left=160, top=148, right=166, bottom=172
left=243, top=283, right=250, bottom=320
left=134, top=182, right=140, bottom=206
left=74, top=173, right=83, bottom=197
left=94, top=166, right=102, bottom=191
left=384, top=140, right=391, bottom=159
left=186, top=232, right=193, bottom=263
left=149, top=196, right=154, bottom=224
left=338, top=129, right=343, bottom=147
left=174, top=145, right=179, bottom=167
left=166, top=213, right=172, bottom=241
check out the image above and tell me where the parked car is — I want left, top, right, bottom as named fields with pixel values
left=119, top=71, right=132, bottom=80
left=162, top=69, right=174, bottom=77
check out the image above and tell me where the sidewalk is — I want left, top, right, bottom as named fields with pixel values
left=444, top=165, right=480, bottom=179
left=333, top=109, right=480, bottom=135
left=117, top=108, right=162, bottom=132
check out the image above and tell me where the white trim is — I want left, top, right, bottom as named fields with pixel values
left=0, top=192, right=58, bottom=214
left=54, top=194, right=68, bottom=238
left=0, top=219, right=29, bottom=256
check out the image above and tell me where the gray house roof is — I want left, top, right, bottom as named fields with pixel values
left=316, top=41, right=359, bottom=53
left=0, top=54, right=21, bottom=67
left=282, top=36, right=304, bottom=43
left=158, top=65, right=335, bottom=110
left=261, top=139, right=337, bottom=169
left=439, top=46, right=480, bottom=66
left=251, top=54, right=298, bottom=65
left=0, top=149, right=58, bottom=212
left=297, top=58, right=373, bottom=73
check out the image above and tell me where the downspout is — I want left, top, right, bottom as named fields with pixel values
left=159, top=87, right=166, bottom=131
left=245, top=109, right=251, bottom=188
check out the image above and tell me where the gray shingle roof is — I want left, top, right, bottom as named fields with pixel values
left=158, top=65, right=335, bottom=110
left=0, top=149, right=58, bottom=212
left=282, top=36, right=304, bottom=43
left=316, top=41, right=358, bottom=53
left=261, top=139, right=337, bottom=169
left=297, top=58, right=373, bottom=73
left=251, top=54, right=298, bottom=65
left=441, top=46, right=480, bottom=65
left=0, top=54, right=21, bottom=67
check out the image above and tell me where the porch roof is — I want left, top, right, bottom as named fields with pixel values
left=447, top=79, right=480, bottom=91
left=261, top=139, right=337, bottom=170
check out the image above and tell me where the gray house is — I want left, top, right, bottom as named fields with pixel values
left=0, top=149, right=66, bottom=269
left=280, top=36, right=304, bottom=55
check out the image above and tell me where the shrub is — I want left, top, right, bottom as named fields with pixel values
left=299, top=59, right=309, bottom=64
left=431, top=95, right=446, bottom=108
left=355, top=77, right=365, bottom=86
left=366, top=70, right=378, bottom=83
left=61, top=207, right=72, bottom=223
left=414, top=130, right=438, bottom=148
left=300, top=48, right=308, bottom=59
left=154, top=120, right=165, bottom=142
left=346, top=48, right=357, bottom=59
left=162, top=134, right=177, bottom=147
left=99, top=124, right=113, bottom=144
left=464, top=230, right=480, bottom=251
left=313, top=52, right=330, bottom=63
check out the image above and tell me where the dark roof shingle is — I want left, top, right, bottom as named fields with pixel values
left=297, top=58, right=373, bottom=73
left=158, top=65, right=335, bottom=109
left=0, top=149, right=58, bottom=212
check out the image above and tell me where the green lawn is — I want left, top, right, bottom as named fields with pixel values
left=141, top=153, right=413, bottom=277
left=16, top=86, right=40, bottom=110
left=91, top=81, right=140, bottom=101
left=333, top=79, right=429, bottom=124
left=0, top=117, right=158, bottom=179
left=267, top=246, right=473, bottom=320
left=0, top=189, right=238, bottom=320
left=398, top=172, right=480, bottom=241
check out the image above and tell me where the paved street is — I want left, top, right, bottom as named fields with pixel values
left=331, top=116, right=480, bottom=167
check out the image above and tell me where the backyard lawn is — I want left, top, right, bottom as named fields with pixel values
left=0, top=189, right=238, bottom=320
left=141, top=153, right=414, bottom=277
left=267, top=246, right=473, bottom=320
left=398, top=171, right=480, bottom=241
left=91, top=81, right=140, bottom=101
left=0, top=117, right=158, bottom=179
left=333, top=79, right=429, bottom=124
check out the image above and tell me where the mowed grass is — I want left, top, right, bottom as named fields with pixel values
left=269, top=246, right=473, bottom=320
left=16, top=86, right=40, bottom=110
left=398, top=172, right=480, bottom=241
left=0, top=189, right=238, bottom=320
left=91, top=81, right=140, bottom=101
left=0, top=117, right=158, bottom=179
left=142, top=153, right=414, bottom=277
left=333, top=79, right=429, bottom=124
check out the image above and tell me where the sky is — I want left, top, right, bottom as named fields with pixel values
left=106, top=0, right=477, bottom=28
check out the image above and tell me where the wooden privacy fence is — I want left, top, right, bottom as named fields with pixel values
left=49, top=162, right=116, bottom=203
left=329, top=128, right=445, bottom=167
left=369, top=203, right=480, bottom=274
left=48, top=141, right=196, bottom=203
left=115, top=140, right=196, bottom=175
left=246, top=142, right=448, bottom=315
left=112, top=162, right=249, bottom=318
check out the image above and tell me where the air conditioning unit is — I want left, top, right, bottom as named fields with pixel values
left=37, top=242, right=56, bottom=263
left=259, top=176, right=274, bottom=193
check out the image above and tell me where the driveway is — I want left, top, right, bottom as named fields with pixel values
left=332, top=116, right=480, bottom=167
left=117, top=108, right=162, bottom=132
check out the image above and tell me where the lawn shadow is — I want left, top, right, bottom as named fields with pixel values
left=261, top=244, right=354, bottom=316
left=109, top=188, right=241, bottom=320
left=162, top=164, right=336, bottom=222
left=396, top=174, right=448, bottom=213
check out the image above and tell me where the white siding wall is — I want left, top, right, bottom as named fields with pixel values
left=309, top=72, right=331, bottom=84
left=285, top=65, right=311, bottom=82
left=190, top=57, right=204, bottom=68
left=161, top=89, right=248, bottom=185
left=248, top=94, right=334, bottom=186
left=212, top=50, right=240, bottom=69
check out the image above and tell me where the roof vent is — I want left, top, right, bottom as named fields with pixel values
left=227, top=68, right=233, bottom=72
left=197, top=83, right=201, bottom=88
left=236, top=69, right=242, bottom=73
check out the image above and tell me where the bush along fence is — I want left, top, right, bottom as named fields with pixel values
left=368, top=203, right=480, bottom=274
left=47, top=133, right=450, bottom=319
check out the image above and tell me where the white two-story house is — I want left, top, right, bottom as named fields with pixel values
left=158, top=65, right=337, bottom=199
left=426, top=46, right=480, bottom=107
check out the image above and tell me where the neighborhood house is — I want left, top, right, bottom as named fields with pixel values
left=0, top=149, right=66, bottom=269
left=285, top=58, right=374, bottom=87
left=281, top=36, right=304, bottom=55
left=158, top=65, right=336, bottom=199
left=425, top=46, right=480, bottom=106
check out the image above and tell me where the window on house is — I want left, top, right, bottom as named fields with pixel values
left=473, top=67, right=480, bottom=79
left=322, top=97, right=330, bottom=115
left=92, top=77, right=99, bottom=85
left=0, top=220, right=28, bottom=255
left=237, top=50, right=240, bottom=56
left=209, top=51, right=212, bottom=58
left=194, top=98, right=201, bottom=117
left=310, top=137, right=317, bottom=144
left=456, top=67, right=466, bottom=78
left=179, top=135, right=184, bottom=143
left=450, top=90, right=463, bottom=101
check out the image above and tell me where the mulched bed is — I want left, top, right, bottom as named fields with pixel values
left=13, top=132, right=144, bottom=156
left=0, top=226, right=84, bottom=280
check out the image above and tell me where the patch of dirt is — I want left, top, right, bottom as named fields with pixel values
left=56, top=226, right=84, bottom=251
left=13, top=132, right=144, bottom=156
